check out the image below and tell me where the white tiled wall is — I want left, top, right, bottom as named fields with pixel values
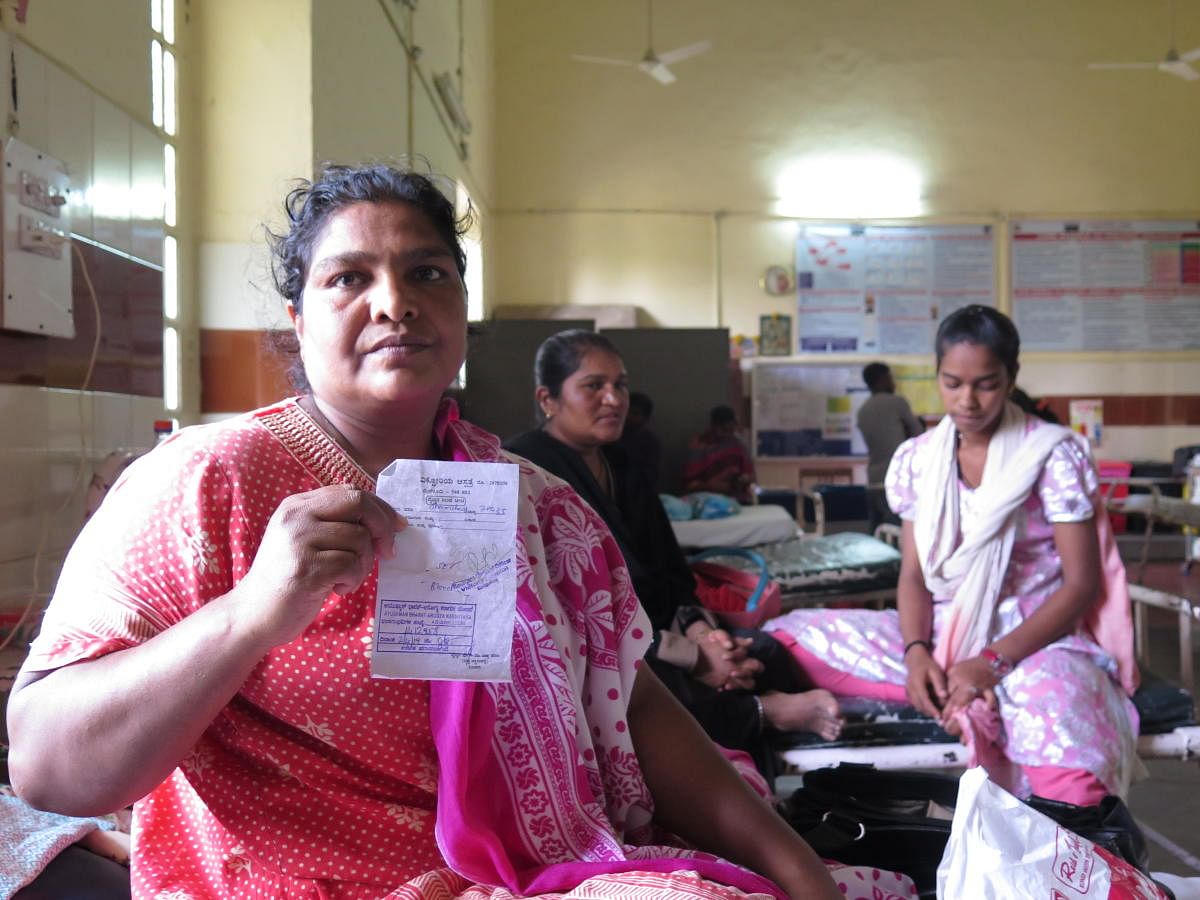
left=0, top=385, right=163, bottom=624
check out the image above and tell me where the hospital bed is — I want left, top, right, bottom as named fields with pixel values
left=688, top=530, right=902, bottom=610
left=669, top=503, right=799, bottom=549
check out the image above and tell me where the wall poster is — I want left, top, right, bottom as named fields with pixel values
left=1011, top=220, right=1200, bottom=352
left=795, top=224, right=996, bottom=354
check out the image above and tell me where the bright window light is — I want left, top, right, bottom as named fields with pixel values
left=465, top=238, right=483, bottom=321
left=163, top=49, right=176, bottom=135
left=774, top=154, right=924, bottom=219
left=163, top=144, right=176, bottom=227
left=150, top=0, right=161, bottom=35
left=163, top=235, right=178, bottom=319
left=85, top=180, right=164, bottom=222
left=455, top=181, right=484, bottom=321
left=150, top=40, right=163, bottom=128
left=162, top=0, right=174, bottom=44
left=164, top=325, right=180, bottom=410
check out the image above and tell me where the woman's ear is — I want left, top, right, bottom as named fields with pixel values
left=534, top=386, right=554, bottom=420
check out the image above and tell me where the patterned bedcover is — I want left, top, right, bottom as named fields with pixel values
left=703, top=532, right=901, bottom=594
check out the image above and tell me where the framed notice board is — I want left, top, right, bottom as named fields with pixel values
left=752, top=362, right=869, bottom=457
left=1010, top=220, right=1200, bottom=351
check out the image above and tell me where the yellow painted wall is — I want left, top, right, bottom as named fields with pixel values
left=494, top=212, right=715, bottom=326
left=194, top=0, right=313, bottom=244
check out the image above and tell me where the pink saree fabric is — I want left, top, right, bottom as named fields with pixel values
left=25, top=398, right=791, bottom=899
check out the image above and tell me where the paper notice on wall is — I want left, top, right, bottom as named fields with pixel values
left=1069, top=399, right=1104, bottom=447
left=372, top=459, right=519, bottom=682
left=822, top=394, right=854, bottom=441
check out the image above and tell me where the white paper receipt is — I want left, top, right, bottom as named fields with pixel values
left=372, top=459, right=520, bottom=682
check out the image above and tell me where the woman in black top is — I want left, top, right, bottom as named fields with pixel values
left=505, top=330, right=841, bottom=771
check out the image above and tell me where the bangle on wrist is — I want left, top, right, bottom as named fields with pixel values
left=903, top=639, right=932, bottom=658
left=752, top=695, right=766, bottom=734
left=980, top=647, right=1014, bottom=678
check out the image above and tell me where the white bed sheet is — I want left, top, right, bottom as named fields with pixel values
left=670, top=503, right=798, bottom=549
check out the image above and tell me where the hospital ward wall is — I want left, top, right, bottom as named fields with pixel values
left=0, top=1, right=171, bottom=633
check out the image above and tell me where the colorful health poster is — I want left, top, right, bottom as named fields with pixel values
left=1011, top=220, right=1200, bottom=352
left=795, top=224, right=996, bottom=354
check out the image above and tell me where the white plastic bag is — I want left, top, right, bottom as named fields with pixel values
left=936, top=768, right=1168, bottom=899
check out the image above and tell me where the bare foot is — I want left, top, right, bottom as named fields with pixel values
left=760, top=689, right=843, bottom=740
left=79, top=828, right=131, bottom=865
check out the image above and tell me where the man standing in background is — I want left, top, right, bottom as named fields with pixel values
left=857, top=362, right=923, bottom=532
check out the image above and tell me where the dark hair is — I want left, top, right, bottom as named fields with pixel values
left=1011, top=387, right=1062, bottom=424
left=862, top=362, right=891, bottom=391
left=265, top=162, right=473, bottom=390
left=628, top=391, right=653, bottom=418
left=709, top=405, right=736, bottom=427
left=534, top=329, right=621, bottom=409
left=935, top=305, right=1020, bottom=378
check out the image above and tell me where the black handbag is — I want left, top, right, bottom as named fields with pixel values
left=780, top=765, right=956, bottom=899
left=780, top=764, right=1157, bottom=900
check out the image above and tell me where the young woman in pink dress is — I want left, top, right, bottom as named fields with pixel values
left=767, top=305, right=1140, bottom=805
left=6, top=164, right=917, bottom=899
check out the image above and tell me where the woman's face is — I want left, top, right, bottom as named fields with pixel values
left=294, top=201, right=467, bottom=417
left=937, top=341, right=1014, bottom=438
left=540, top=350, right=629, bottom=451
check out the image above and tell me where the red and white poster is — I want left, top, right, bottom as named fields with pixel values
left=1011, top=220, right=1200, bottom=351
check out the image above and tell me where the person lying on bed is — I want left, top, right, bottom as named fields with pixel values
left=505, top=330, right=842, bottom=773
left=4, top=163, right=886, bottom=900
left=765, top=305, right=1140, bottom=806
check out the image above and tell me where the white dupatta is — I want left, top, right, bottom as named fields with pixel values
left=912, top=402, right=1079, bottom=670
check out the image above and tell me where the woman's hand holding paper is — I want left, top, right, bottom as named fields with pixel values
left=235, top=485, right=406, bottom=648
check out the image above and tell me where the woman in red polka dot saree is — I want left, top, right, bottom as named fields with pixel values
left=7, top=165, right=914, bottom=900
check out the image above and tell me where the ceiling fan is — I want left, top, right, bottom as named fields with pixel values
left=1088, top=0, right=1200, bottom=81
left=571, top=0, right=712, bottom=85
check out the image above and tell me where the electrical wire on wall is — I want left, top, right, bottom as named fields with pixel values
left=0, top=240, right=102, bottom=654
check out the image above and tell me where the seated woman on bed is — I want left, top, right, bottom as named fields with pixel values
left=505, top=331, right=842, bottom=772
left=766, top=305, right=1139, bottom=806
left=2, top=163, right=909, bottom=900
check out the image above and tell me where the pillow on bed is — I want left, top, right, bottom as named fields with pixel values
left=686, top=492, right=741, bottom=520
left=659, top=494, right=695, bottom=521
